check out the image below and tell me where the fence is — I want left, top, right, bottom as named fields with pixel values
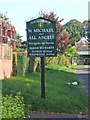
left=0, top=44, right=12, bottom=79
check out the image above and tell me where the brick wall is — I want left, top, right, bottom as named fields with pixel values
left=0, top=44, right=12, bottom=79
left=0, top=18, right=16, bottom=49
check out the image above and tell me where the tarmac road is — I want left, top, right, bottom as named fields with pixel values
left=76, top=65, right=89, bottom=95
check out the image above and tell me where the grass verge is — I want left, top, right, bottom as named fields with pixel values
left=2, top=65, right=88, bottom=117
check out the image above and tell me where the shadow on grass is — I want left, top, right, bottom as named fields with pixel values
left=2, top=67, right=88, bottom=114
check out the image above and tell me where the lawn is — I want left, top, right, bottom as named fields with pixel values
left=2, top=65, right=88, bottom=118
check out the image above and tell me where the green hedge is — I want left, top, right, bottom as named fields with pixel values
left=2, top=95, right=25, bottom=118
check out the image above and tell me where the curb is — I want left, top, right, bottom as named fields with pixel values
left=30, top=112, right=83, bottom=118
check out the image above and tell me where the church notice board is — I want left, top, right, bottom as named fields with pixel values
left=26, top=17, right=57, bottom=57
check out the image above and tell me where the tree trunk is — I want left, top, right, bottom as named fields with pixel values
left=28, top=57, right=35, bottom=73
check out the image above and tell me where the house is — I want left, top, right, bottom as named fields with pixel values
left=0, top=18, right=16, bottom=79
left=75, top=37, right=90, bottom=64
left=0, top=18, right=16, bottom=48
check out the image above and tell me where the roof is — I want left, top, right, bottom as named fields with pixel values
left=75, top=37, right=90, bottom=52
left=78, top=37, right=88, bottom=43
left=26, top=17, right=55, bottom=23
left=77, top=45, right=90, bottom=51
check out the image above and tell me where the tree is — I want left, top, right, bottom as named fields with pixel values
left=82, top=20, right=90, bottom=40
left=64, top=19, right=84, bottom=46
left=0, top=12, right=24, bottom=51
left=57, top=29, right=70, bottom=53
left=29, top=11, right=70, bottom=73
left=0, top=12, right=9, bottom=22
left=88, top=19, right=90, bottom=40
left=39, top=11, right=70, bottom=53
left=16, top=33, right=23, bottom=48
left=65, top=45, right=79, bottom=65
left=65, top=46, right=78, bottom=57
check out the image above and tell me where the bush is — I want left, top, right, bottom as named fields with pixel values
left=2, top=94, right=25, bottom=119
left=45, top=57, right=58, bottom=65
left=59, top=55, right=71, bottom=67
left=13, top=48, right=24, bottom=52
left=45, top=54, right=71, bottom=67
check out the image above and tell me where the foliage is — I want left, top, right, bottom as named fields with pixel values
left=2, top=66, right=88, bottom=114
left=88, top=20, right=90, bottom=31
left=82, top=20, right=90, bottom=33
left=13, top=47, right=24, bottom=52
left=59, top=54, right=71, bottom=67
left=82, top=20, right=87, bottom=38
left=64, top=19, right=84, bottom=46
left=57, top=29, right=70, bottom=53
left=46, top=54, right=71, bottom=67
left=27, top=57, right=40, bottom=73
left=0, top=12, right=9, bottom=22
left=12, top=52, right=29, bottom=76
left=83, top=20, right=88, bottom=30
left=83, top=20, right=90, bottom=39
left=0, top=12, right=23, bottom=47
left=65, top=46, right=79, bottom=57
left=2, top=94, right=25, bottom=118
left=16, top=33, right=23, bottom=48
left=45, top=57, right=58, bottom=65
left=40, top=11, right=70, bottom=53
left=28, top=11, right=70, bottom=73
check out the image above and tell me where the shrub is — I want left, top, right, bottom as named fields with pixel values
left=2, top=94, right=25, bottom=119
left=34, top=57, right=40, bottom=72
left=45, top=57, right=58, bottom=65
left=12, top=52, right=30, bottom=75
left=59, top=55, right=71, bottom=67
left=65, top=46, right=78, bottom=57
left=45, top=54, right=71, bottom=67
left=13, top=48, right=24, bottom=52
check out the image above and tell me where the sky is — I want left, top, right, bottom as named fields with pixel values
left=0, top=0, right=89, bottom=40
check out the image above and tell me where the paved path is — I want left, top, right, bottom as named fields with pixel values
left=76, top=65, right=89, bottom=95
left=30, top=111, right=82, bottom=118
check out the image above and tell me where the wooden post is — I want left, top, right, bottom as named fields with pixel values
left=41, top=57, right=45, bottom=98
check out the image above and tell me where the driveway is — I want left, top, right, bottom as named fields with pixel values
left=75, top=65, right=89, bottom=95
